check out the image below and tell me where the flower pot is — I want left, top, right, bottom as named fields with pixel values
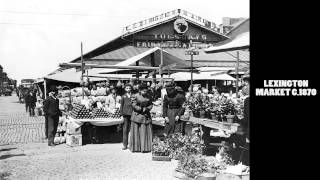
left=193, top=111, right=200, bottom=118
left=199, top=111, right=206, bottom=118
left=152, top=155, right=171, bottom=161
left=225, top=115, right=235, bottom=123
left=210, top=113, right=216, bottom=120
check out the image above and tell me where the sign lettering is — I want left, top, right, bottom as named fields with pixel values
left=123, top=9, right=218, bottom=34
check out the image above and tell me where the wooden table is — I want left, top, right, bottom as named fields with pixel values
left=182, top=117, right=240, bottom=134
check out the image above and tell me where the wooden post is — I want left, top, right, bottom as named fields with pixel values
left=236, top=51, right=240, bottom=97
left=44, top=78, right=47, bottom=99
left=190, top=53, right=194, bottom=93
left=136, top=61, right=139, bottom=81
left=159, top=48, right=163, bottom=84
left=151, top=52, right=156, bottom=83
left=81, top=42, right=84, bottom=99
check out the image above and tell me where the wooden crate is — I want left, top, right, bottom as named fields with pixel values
left=66, top=134, right=82, bottom=147
left=152, top=155, right=171, bottom=161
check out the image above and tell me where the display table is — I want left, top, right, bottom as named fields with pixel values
left=66, top=116, right=166, bottom=128
left=183, top=117, right=240, bottom=134
left=67, top=116, right=124, bottom=127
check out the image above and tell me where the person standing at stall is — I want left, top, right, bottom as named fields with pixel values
left=120, top=84, right=133, bottom=150
left=162, top=82, right=186, bottom=136
left=43, top=87, right=62, bottom=146
left=130, top=84, right=153, bottom=153
left=24, top=90, right=30, bottom=113
left=28, top=91, right=37, bottom=116
left=105, top=86, right=121, bottom=114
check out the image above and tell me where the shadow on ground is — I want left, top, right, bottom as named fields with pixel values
left=0, top=171, right=11, bottom=180
left=0, top=148, right=17, bottom=152
left=0, top=154, right=26, bottom=160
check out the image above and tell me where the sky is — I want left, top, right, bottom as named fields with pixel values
left=0, top=0, right=249, bottom=83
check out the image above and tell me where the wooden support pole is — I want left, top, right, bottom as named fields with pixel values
left=151, top=52, right=156, bottom=83
left=135, top=61, right=139, bottom=81
left=159, top=48, right=163, bottom=84
left=81, top=42, right=84, bottom=99
left=44, top=79, right=47, bottom=99
left=236, top=51, right=240, bottom=97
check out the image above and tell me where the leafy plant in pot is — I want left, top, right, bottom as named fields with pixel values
left=222, top=100, right=236, bottom=123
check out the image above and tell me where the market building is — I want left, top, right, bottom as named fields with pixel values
left=68, top=9, right=249, bottom=70
left=42, top=9, right=249, bottom=94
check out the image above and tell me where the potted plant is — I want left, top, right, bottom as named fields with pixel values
left=175, top=155, right=209, bottom=179
left=167, top=133, right=204, bottom=161
left=220, top=100, right=236, bottom=123
left=152, top=137, right=171, bottom=161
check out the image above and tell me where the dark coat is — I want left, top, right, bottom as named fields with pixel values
left=131, top=93, right=153, bottom=124
left=162, top=93, right=186, bottom=118
left=120, top=93, right=133, bottom=116
left=43, top=96, right=61, bottom=117
left=28, top=93, right=37, bottom=107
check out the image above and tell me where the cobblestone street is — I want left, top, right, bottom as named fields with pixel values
left=0, top=94, right=46, bottom=145
left=0, top=95, right=178, bottom=180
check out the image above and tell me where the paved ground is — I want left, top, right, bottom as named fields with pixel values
left=0, top=95, right=179, bottom=180
left=0, top=94, right=46, bottom=145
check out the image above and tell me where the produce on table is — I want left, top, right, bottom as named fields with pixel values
left=70, top=104, right=92, bottom=119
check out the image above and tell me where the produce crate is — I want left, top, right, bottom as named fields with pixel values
left=66, top=134, right=82, bottom=147
left=66, top=122, right=82, bottom=135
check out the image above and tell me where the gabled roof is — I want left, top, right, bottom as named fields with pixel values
left=70, top=9, right=229, bottom=63
left=92, top=45, right=249, bottom=62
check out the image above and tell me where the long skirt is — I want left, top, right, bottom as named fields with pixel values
left=129, top=121, right=152, bottom=152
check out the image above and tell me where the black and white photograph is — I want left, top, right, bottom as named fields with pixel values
left=0, top=0, right=251, bottom=179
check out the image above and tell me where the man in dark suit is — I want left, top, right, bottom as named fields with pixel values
left=120, top=84, right=133, bottom=150
left=43, top=87, right=62, bottom=146
left=42, top=92, right=52, bottom=139
left=28, top=91, right=37, bottom=116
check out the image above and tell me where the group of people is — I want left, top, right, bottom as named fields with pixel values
left=41, top=77, right=249, bottom=164
left=117, top=81, right=187, bottom=153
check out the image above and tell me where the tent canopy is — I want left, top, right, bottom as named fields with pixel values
left=99, top=47, right=190, bottom=74
left=170, top=72, right=236, bottom=81
left=205, top=32, right=249, bottom=53
left=45, top=68, right=133, bottom=83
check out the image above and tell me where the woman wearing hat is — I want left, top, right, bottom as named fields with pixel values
left=162, top=82, right=186, bottom=136
left=129, top=83, right=153, bottom=152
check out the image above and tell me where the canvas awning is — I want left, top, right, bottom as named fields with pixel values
left=205, top=32, right=249, bottom=53
left=45, top=68, right=133, bottom=83
left=170, top=72, right=236, bottom=81
left=99, top=47, right=190, bottom=74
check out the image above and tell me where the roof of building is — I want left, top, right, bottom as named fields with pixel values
left=91, top=45, right=249, bottom=62
left=70, top=9, right=229, bottom=63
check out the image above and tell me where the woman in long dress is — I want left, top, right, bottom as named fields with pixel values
left=129, top=84, right=153, bottom=153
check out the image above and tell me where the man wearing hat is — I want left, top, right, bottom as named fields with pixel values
left=162, top=82, right=186, bottom=136
left=43, top=86, right=62, bottom=146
